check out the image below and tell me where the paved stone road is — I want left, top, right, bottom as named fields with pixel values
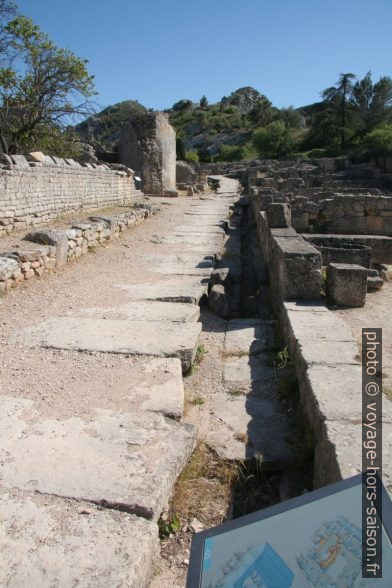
left=0, top=179, right=238, bottom=587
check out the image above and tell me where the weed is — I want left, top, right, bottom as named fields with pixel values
left=166, top=443, right=240, bottom=527
left=190, top=395, right=205, bottom=406
left=158, top=514, right=181, bottom=538
left=272, top=345, right=292, bottom=373
left=227, top=388, right=244, bottom=397
left=195, top=344, right=207, bottom=363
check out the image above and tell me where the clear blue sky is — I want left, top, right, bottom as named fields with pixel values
left=17, top=0, right=392, bottom=113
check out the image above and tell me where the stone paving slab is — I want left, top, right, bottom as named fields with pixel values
left=224, top=319, right=276, bottom=355
left=76, top=300, right=200, bottom=323
left=296, top=338, right=360, bottom=371
left=117, top=279, right=208, bottom=305
left=12, top=318, right=202, bottom=373
left=304, top=364, right=392, bottom=425
left=223, top=354, right=275, bottom=384
left=0, top=489, right=158, bottom=588
left=0, top=396, right=197, bottom=520
left=314, top=420, right=392, bottom=493
left=207, top=379, right=294, bottom=464
left=286, top=307, right=355, bottom=342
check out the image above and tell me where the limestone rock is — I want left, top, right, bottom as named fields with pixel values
left=208, top=284, right=231, bottom=318
left=0, top=257, right=19, bottom=281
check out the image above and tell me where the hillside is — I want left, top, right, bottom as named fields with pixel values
left=75, top=87, right=307, bottom=161
left=75, top=100, right=147, bottom=152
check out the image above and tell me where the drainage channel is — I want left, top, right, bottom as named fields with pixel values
left=150, top=190, right=314, bottom=587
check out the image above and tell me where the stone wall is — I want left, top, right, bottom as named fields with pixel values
left=0, top=154, right=138, bottom=237
left=255, top=209, right=321, bottom=301
left=119, top=112, right=176, bottom=195
left=0, top=208, right=149, bottom=293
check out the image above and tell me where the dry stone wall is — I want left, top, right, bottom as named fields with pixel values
left=0, top=154, right=138, bottom=237
left=0, top=208, right=149, bottom=294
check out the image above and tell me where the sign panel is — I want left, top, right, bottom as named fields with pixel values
left=187, top=474, right=392, bottom=587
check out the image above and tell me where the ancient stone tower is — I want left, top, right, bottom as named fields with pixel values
left=119, top=111, right=176, bottom=195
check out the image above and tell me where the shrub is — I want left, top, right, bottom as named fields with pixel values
left=361, top=124, right=392, bottom=156
left=185, top=149, right=199, bottom=163
left=253, top=121, right=294, bottom=158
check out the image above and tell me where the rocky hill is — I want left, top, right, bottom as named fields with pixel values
left=75, top=87, right=307, bottom=160
left=75, top=100, right=147, bottom=152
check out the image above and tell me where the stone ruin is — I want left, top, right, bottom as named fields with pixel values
left=119, top=111, right=177, bottom=196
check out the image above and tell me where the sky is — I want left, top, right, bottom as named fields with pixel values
left=16, top=0, right=392, bottom=114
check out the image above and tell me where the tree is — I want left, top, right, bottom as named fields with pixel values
left=0, top=15, right=96, bottom=153
left=0, top=0, right=16, bottom=57
left=248, top=95, right=275, bottom=127
left=322, top=72, right=356, bottom=149
left=351, top=71, right=392, bottom=133
left=199, top=95, right=208, bottom=109
left=253, top=121, right=293, bottom=158
left=279, top=106, right=302, bottom=130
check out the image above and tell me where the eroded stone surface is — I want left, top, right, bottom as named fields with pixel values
left=0, top=489, right=159, bottom=588
left=13, top=317, right=202, bottom=372
left=117, top=279, right=208, bottom=304
left=0, top=396, right=196, bottom=520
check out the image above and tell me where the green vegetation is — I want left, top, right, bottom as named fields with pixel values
left=158, top=514, right=181, bottom=538
left=0, top=2, right=96, bottom=155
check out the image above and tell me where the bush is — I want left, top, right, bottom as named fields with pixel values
left=185, top=149, right=199, bottom=163
left=216, top=144, right=245, bottom=162
left=253, top=121, right=294, bottom=158
left=361, top=124, right=392, bottom=156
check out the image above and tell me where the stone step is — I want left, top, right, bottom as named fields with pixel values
left=75, top=300, right=200, bottom=323
left=224, top=319, right=276, bottom=356
left=12, top=317, right=202, bottom=373
left=0, top=395, right=196, bottom=521
left=0, top=489, right=158, bottom=588
left=117, top=278, right=208, bottom=305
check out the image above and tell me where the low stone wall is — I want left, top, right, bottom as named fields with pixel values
left=254, top=208, right=321, bottom=301
left=0, top=208, right=149, bottom=294
left=280, top=301, right=392, bottom=491
left=0, top=154, right=138, bottom=236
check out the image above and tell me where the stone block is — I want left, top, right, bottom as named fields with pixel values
left=327, top=263, right=368, bottom=307
left=25, top=229, right=68, bottom=268
left=0, top=257, right=19, bottom=281
left=266, top=202, right=291, bottom=228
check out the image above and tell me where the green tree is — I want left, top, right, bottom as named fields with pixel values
left=279, top=106, right=302, bottom=130
left=253, top=121, right=293, bottom=158
left=248, top=95, right=275, bottom=127
left=351, top=71, right=392, bottom=133
left=199, top=95, right=208, bottom=109
left=322, top=72, right=356, bottom=149
left=0, top=15, right=96, bottom=153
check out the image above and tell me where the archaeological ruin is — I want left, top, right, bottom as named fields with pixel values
left=0, top=120, right=391, bottom=586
